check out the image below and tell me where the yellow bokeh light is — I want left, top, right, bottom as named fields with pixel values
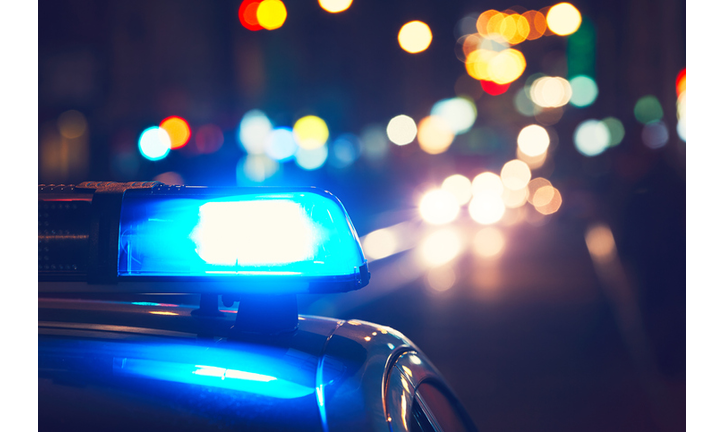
left=417, top=116, right=454, bottom=154
left=398, top=21, right=433, bottom=54
left=522, top=10, right=547, bottom=40
left=318, top=0, right=352, bottom=14
left=487, top=49, right=526, bottom=84
left=526, top=177, right=552, bottom=204
left=486, top=12, right=507, bottom=35
left=546, top=3, right=581, bottom=36
left=498, top=14, right=529, bottom=44
left=472, top=172, right=504, bottom=197
left=257, top=0, right=287, bottom=30
left=465, top=49, right=495, bottom=81
left=500, top=159, right=531, bottom=190
left=419, top=228, right=462, bottom=267
left=441, top=174, right=472, bottom=205
left=473, top=227, right=505, bottom=258
left=534, top=186, right=562, bottom=215
left=419, top=189, right=460, bottom=225
left=293, top=115, right=329, bottom=149
left=362, top=227, right=398, bottom=261
left=517, top=124, right=550, bottom=157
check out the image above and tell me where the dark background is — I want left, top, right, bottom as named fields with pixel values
left=38, top=0, right=686, bottom=430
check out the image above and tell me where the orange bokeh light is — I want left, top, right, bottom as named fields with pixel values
left=522, top=10, right=547, bottom=40
left=160, top=116, right=191, bottom=149
left=676, top=68, right=686, bottom=96
left=239, top=0, right=263, bottom=31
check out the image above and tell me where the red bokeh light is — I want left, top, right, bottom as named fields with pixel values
left=239, top=0, right=263, bottom=31
left=194, top=124, right=224, bottom=154
left=480, top=80, right=511, bottom=96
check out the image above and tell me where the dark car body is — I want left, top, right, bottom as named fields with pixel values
left=39, top=296, right=477, bottom=431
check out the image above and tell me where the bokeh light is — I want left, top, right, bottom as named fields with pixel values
left=238, top=154, right=279, bottom=183
left=469, top=193, right=506, bottom=225
left=677, top=91, right=686, bottom=141
left=574, top=119, right=610, bottom=156
left=514, top=88, right=537, bottom=116
left=427, top=265, right=457, bottom=292
left=398, top=21, right=433, bottom=54
left=546, top=3, right=582, bottom=36
left=238, top=0, right=263, bottom=31
left=500, top=159, right=531, bottom=191
left=138, top=126, right=171, bottom=161
left=487, top=49, right=526, bottom=84
left=472, top=172, right=504, bottom=197
left=264, top=127, right=298, bottom=161
left=480, top=79, right=510, bottom=96
left=419, top=189, right=460, bottom=225
left=318, top=0, right=352, bottom=14
left=293, top=115, right=329, bottom=149
left=57, top=110, right=87, bottom=139
left=517, top=124, right=550, bottom=157
left=153, top=171, right=184, bottom=185
left=430, top=97, right=477, bottom=135
left=533, top=186, right=562, bottom=215
left=531, top=185, right=555, bottom=207
left=160, top=116, right=191, bottom=149
left=419, top=228, right=462, bottom=267
left=601, top=117, right=625, bottom=147
left=386, top=115, right=417, bottom=146
left=634, top=95, right=664, bottom=124
left=360, top=124, right=389, bottom=161
left=585, top=223, right=617, bottom=263
left=194, top=124, right=224, bottom=154
left=502, top=185, right=528, bottom=208
left=531, top=76, right=572, bottom=108
left=516, top=147, right=547, bottom=170
left=522, top=10, right=547, bottom=40
left=417, top=116, right=454, bottom=154
left=329, top=134, right=361, bottom=168
left=642, top=121, right=669, bottom=149
left=256, top=0, right=287, bottom=30
left=476, top=10, right=499, bottom=35
left=362, top=227, right=398, bottom=261
left=676, top=68, right=686, bottom=96
left=473, top=227, right=505, bottom=258
left=239, top=110, right=272, bottom=155
left=569, top=75, right=598, bottom=107
left=526, top=178, right=552, bottom=204
left=294, top=144, right=328, bottom=170
left=441, top=174, right=473, bottom=205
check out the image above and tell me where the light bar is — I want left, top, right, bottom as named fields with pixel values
left=38, top=182, right=369, bottom=294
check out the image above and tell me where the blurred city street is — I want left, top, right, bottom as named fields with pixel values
left=36, top=0, right=686, bottom=430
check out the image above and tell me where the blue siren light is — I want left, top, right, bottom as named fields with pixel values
left=116, top=187, right=369, bottom=293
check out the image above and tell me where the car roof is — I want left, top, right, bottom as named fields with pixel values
left=38, top=296, right=423, bottom=431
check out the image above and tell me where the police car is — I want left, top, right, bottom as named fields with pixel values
left=39, top=182, right=477, bottom=431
